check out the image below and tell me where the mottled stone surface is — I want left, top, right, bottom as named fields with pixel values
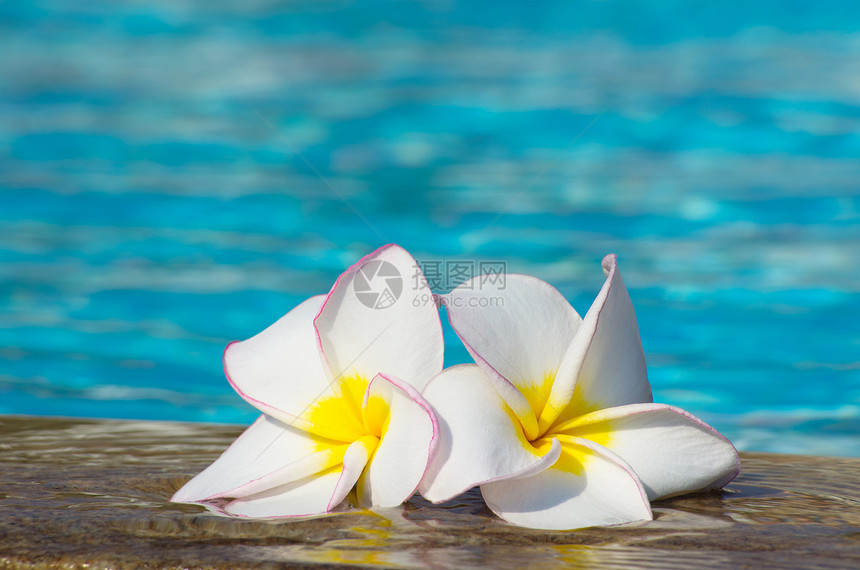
left=1, top=416, right=858, bottom=569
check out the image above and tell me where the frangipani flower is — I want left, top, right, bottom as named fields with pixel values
left=172, top=245, right=443, bottom=517
left=420, top=254, right=740, bottom=530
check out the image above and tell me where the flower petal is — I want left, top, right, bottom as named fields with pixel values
left=221, top=436, right=374, bottom=518
left=556, top=403, right=741, bottom=500
left=545, top=254, right=652, bottom=429
left=419, top=364, right=562, bottom=503
left=355, top=373, right=438, bottom=508
left=223, top=295, right=334, bottom=433
left=444, top=274, right=582, bottom=440
left=172, top=414, right=336, bottom=504
left=314, top=244, right=444, bottom=391
left=481, top=436, right=652, bottom=530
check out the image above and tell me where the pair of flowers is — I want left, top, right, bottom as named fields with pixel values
left=172, top=245, right=739, bottom=530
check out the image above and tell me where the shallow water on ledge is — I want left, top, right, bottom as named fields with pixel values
left=1, top=416, right=858, bottom=569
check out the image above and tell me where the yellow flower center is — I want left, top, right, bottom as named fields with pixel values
left=522, top=371, right=614, bottom=475
left=305, top=373, right=389, bottom=453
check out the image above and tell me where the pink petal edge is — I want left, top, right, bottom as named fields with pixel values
left=370, top=372, right=441, bottom=498
left=223, top=341, right=316, bottom=432
left=312, top=244, right=445, bottom=383
left=440, top=287, right=542, bottom=440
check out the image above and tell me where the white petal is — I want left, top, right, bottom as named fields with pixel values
left=557, top=403, right=741, bottom=500
left=223, top=295, right=334, bottom=432
left=545, top=254, right=652, bottom=428
left=356, top=373, right=438, bottom=508
left=419, top=364, right=561, bottom=503
left=481, top=436, right=652, bottom=530
left=444, top=274, right=582, bottom=439
left=222, top=437, right=373, bottom=518
left=172, top=414, right=333, bottom=504
left=314, top=244, right=444, bottom=391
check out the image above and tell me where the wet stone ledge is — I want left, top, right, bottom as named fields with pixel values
left=0, top=416, right=858, bottom=569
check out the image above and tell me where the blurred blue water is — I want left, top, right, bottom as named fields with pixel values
left=1, top=1, right=858, bottom=456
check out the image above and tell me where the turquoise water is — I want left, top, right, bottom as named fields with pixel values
left=1, top=1, right=858, bottom=456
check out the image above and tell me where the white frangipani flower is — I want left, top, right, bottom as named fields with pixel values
left=420, top=254, right=740, bottom=530
left=172, top=245, right=443, bottom=517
